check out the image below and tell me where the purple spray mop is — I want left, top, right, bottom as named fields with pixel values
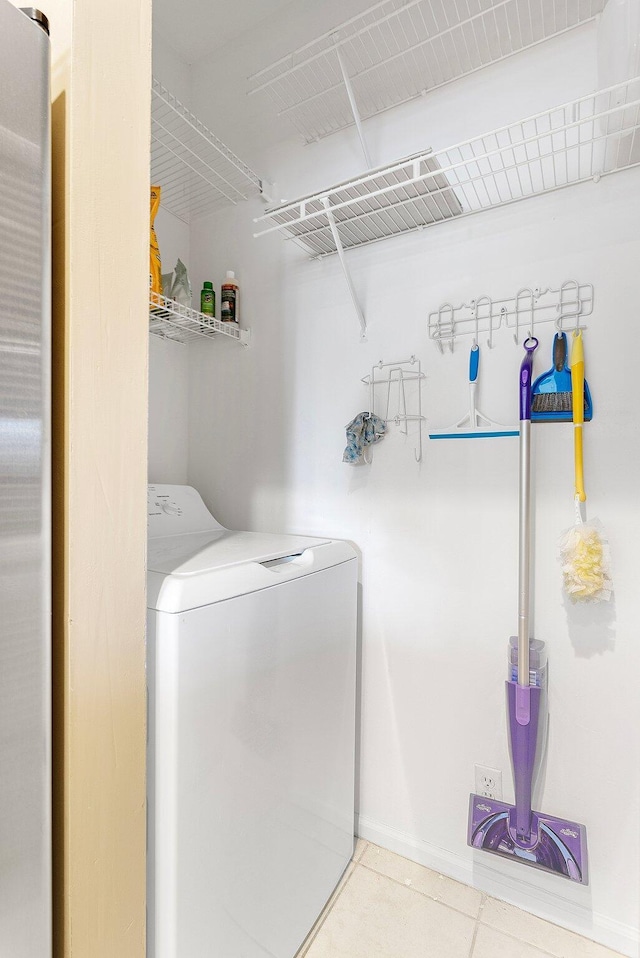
left=467, top=337, right=588, bottom=884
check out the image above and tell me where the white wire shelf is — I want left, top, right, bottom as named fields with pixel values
left=255, top=152, right=464, bottom=255
left=149, top=293, right=250, bottom=346
left=248, top=0, right=606, bottom=144
left=255, top=78, right=640, bottom=257
left=151, top=78, right=263, bottom=223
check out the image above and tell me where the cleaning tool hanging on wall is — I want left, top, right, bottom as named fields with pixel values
left=531, top=332, right=593, bottom=422
left=429, top=345, right=518, bottom=439
left=468, top=336, right=589, bottom=884
left=558, top=331, right=612, bottom=602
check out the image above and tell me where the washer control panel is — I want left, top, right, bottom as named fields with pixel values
left=148, top=484, right=225, bottom=538
left=148, top=492, right=183, bottom=518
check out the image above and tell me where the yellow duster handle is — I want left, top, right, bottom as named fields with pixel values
left=571, top=330, right=586, bottom=502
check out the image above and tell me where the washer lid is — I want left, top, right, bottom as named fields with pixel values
left=148, top=529, right=329, bottom=577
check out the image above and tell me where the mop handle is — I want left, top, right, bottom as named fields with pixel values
left=570, top=330, right=587, bottom=503
left=518, top=338, right=538, bottom=687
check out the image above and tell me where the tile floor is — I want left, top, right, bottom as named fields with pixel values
left=296, top=841, right=626, bottom=958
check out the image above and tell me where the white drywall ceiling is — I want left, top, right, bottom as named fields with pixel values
left=153, top=0, right=378, bottom=67
left=153, top=0, right=301, bottom=63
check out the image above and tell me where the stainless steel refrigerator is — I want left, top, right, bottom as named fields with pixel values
left=0, top=3, right=51, bottom=954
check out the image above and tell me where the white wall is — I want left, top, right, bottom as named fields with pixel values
left=153, top=11, right=640, bottom=956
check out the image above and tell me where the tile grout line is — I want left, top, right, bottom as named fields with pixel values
left=353, top=838, right=369, bottom=863
left=357, top=858, right=484, bottom=922
left=468, top=896, right=487, bottom=958
left=475, top=916, right=622, bottom=958
left=297, top=844, right=626, bottom=958
left=468, top=920, right=481, bottom=957
left=359, top=857, right=624, bottom=958
left=297, top=867, right=356, bottom=957
left=301, top=842, right=626, bottom=958
left=295, top=842, right=368, bottom=957
left=477, top=891, right=625, bottom=957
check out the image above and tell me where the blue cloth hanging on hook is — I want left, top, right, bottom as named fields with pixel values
left=343, top=412, right=386, bottom=464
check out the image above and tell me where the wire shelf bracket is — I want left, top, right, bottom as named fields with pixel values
left=322, top=197, right=368, bottom=339
left=149, top=293, right=251, bottom=346
left=151, top=78, right=266, bottom=223
left=361, top=355, right=426, bottom=462
left=428, top=280, right=594, bottom=351
left=255, top=150, right=464, bottom=335
left=334, top=41, right=373, bottom=167
left=248, top=0, right=606, bottom=146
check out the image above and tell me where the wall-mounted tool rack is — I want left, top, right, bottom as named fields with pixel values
left=428, top=280, right=593, bottom=352
left=361, top=356, right=426, bottom=462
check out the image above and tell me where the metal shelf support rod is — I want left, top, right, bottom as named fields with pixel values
left=322, top=197, right=367, bottom=339
left=334, top=42, right=373, bottom=168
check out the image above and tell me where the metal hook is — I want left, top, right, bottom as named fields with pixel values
left=435, top=303, right=455, bottom=353
left=555, top=279, right=584, bottom=332
left=484, top=303, right=504, bottom=349
left=486, top=310, right=495, bottom=349
left=513, top=287, right=535, bottom=345
left=468, top=295, right=492, bottom=349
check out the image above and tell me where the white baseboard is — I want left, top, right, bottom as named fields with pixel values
left=356, top=815, right=638, bottom=958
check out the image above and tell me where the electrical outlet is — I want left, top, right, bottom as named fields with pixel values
left=474, top=765, right=503, bottom=801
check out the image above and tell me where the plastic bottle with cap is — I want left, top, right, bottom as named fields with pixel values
left=200, top=281, right=215, bottom=319
left=221, top=271, right=239, bottom=324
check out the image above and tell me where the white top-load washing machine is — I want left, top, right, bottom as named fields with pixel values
left=147, top=485, right=357, bottom=958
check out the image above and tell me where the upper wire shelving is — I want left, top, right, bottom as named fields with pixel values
left=255, top=78, right=640, bottom=258
left=256, top=151, right=463, bottom=256
left=248, top=0, right=606, bottom=145
left=151, top=78, right=264, bottom=223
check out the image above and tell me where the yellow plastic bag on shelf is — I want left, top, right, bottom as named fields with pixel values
left=150, top=185, right=162, bottom=305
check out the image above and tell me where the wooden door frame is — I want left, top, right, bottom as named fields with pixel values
left=49, top=1, right=152, bottom=954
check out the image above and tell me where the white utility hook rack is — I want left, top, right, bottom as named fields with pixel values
left=428, top=280, right=594, bottom=352
left=361, top=356, right=426, bottom=462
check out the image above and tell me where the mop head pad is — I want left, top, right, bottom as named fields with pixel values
left=558, top=517, right=612, bottom=602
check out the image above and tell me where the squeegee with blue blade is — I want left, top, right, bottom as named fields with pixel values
left=429, top=345, right=519, bottom=440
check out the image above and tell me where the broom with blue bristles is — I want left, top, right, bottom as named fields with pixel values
left=558, top=330, right=612, bottom=602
